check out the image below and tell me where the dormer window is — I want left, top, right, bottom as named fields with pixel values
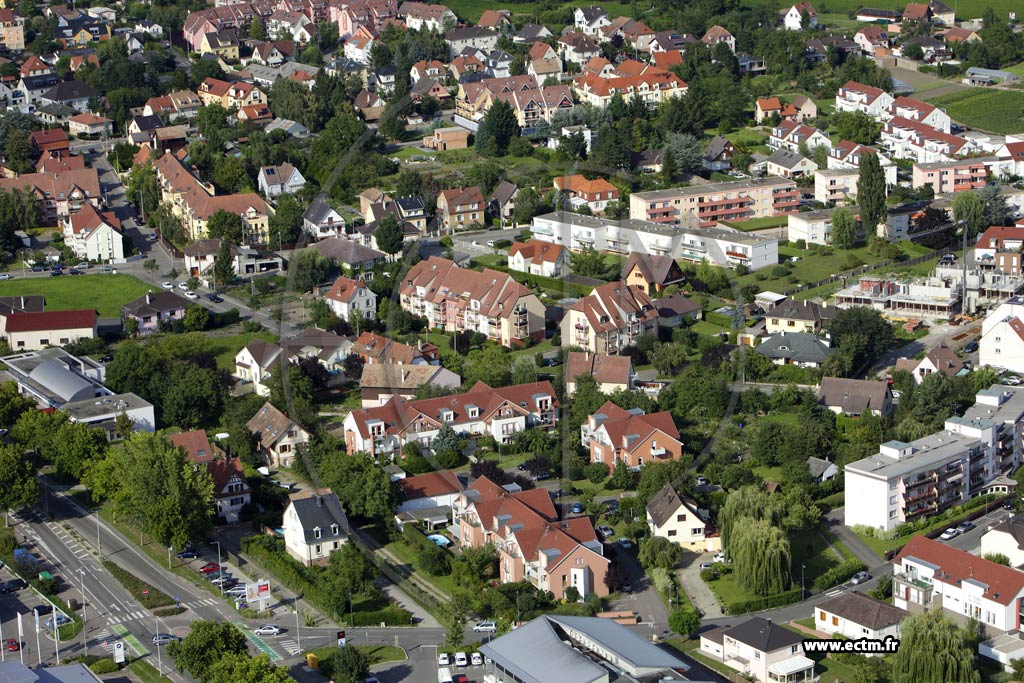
left=331, top=524, right=339, bottom=535
left=314, top=526, right=321, bottom=539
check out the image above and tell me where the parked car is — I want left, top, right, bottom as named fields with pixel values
left=1002, top=376, right=1022, bottom=386
left=533, top=470, right=551, bottom=481
left=152, top=634, right=180, bottom=645
left=699, top=562, right=714, bottom=569
left=176, top=549, right=198, bottom=559
left=198, top=563, right=220, bottom=574
left=939, top=528, right=960, bottom=540
left=206, top=294, right=223, bottom=303
left=6, top=639, right=18, bottom=651
left=472, top=621, right=496, bottom=633
left=177, top=282, right=189, bottom=291
left=161, top=282, right=174, bottom=289
left=225, top=585, right=247, bottom=596
left=713, top=552, right=726, bottom=563
left=957, top=521, right=976, bottom=532
left=49, top=270, right=62, bottom=277
left=570, top=502, right=583, bottom=514
left=471, top=652, right=483, bottom=666
left=964, top=341, right=979, bottom=353
left=596, top=525, right=614, bottom=539
left=253, top=625, right=282, bottom=636
left=850, top=572, right=871, bottom=585
left=695, top=476, right=709, bottom=486
left=605, top=500, right=619, bottom=513
left=617, top=538, right=633, bottom=550
left=98, top=266, right=114, bottom=273
left=184, top=291, right=199, bottom=300
left=1005, top=500, right=1017, bottom=510
left=68, top=268, right=81, bottom=275
left=438, top=652, right=451, bottom=666
left=0, top=273, right=10, bottom=280
left=212, top=577, right=236, bottom=588
left=454, top=652, right=468, bottom=667
left=452, top=674, right=469, bottom=683
left=44, top=615, right=71, bottom=629
left=33, top=605, right=53, bottom=616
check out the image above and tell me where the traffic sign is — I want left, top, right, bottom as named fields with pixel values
left=113, top=642, right=125, bottom=664
left=143, top=589, right=149, bottom=595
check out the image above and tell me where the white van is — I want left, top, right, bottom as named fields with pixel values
left=438, top=667, right=453, bottom=683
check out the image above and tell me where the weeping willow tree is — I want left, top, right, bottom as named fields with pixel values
left=731, top=518, right=792, bottom=596
left=719, top=485, right=785, bottom=551
left=892, top=609, right=980, bottom=683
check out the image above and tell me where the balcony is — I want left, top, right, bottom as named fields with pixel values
left=894, top=571, right=933, bottom=593
left=650, top=445, right=667, bottom=457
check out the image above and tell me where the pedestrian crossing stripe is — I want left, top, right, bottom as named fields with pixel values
left=110, top=623, right=149, bottom=657
left=232, top=621, right=283, bottom=661
left=280, top=639, right=302, bottom=655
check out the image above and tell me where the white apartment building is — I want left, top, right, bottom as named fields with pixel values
left=834, top=80, right=895, bottom=118
left=981, top=296, right=1024, bottom=373
left=814, top=168, right=859, bottom=205
left=531, top=211, right=779, bottom=271
left=787, top=209, right=836, bottom=246
left=845, top=386, right=1024, bottom=531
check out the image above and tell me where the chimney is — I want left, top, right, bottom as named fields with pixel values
left=418, top=339, right=423, bottom=351
left=146, top=291, right=152, bottom=304
left=316, top=495, right=322, bottom=507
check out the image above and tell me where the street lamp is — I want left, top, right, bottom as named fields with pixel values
left=78, top=568, right=87, bottom=656
left=212, top=542, right=223, bottom=595
left=801, top=563, right=806, bottom=600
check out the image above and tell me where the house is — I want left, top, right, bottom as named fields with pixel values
left=0, top=10, right=24, bottom=51
left=514, top=24, right=553, bottom=43
left=399, top=256, right=546, bottom=347
left=351, top=331, right=437, bottom=366
left=788, top=209, right=840, bottom=245
left=835, top=80, right=895, bottom=117
left=620, top=252, right=685, bottom=295
left=199, top=29, right=239, bottom=60
left=409, top=76, right=450, bottom=103
left=4, top=309, right=97, bottom=351
left=806, top=456, right=839, bottom=482
left=582, top=401, right=683, bottom=471
left=344, top=381, right=558, bottom=456
left=783, top=2, right=817, bottom=30
left=458, top=476, right=607, bottom=600
left=763, top=148, right=817, bottom=179
left=234, top=338, right=281, bottom=396
left=646, top=483, right=719, bottom=551
left=398, top=1, right=455, bottom=32
left=975, top=227, right=1024, bottom=276
left=553, top=175, right=619, bottom=213
left=246, top=401, right=311, bottom=468
left=489, top=180, right=518, bottom=225
left=768, top=120, right=831, bottom=154
left=703, top=135, right=735, bottom=171
left=655, top=293, right=702, bottom=329
left=422, top=127, right=470, bottom=151
left=436, top=186, right=484, bottom=233
left=311, top=238, right=387, bottom=278
left=701, top=25, right=735, bottom=52
left=283, top=488, right=349, bottom=565
left=396, top=470, right=464, bottom=528
left=62, top=203, right=124, bottom=263
left=981, top=514, right=1024, bottom=568
left=359, top=363, right=461, bottom=407
left=169, top=430, right=250, bottom=523
left=815, top=592, right=906, bottom=647
left=62, top=392, right=155, bottom=439
left=894, top=535, right=1024, bottom=633
left=68, top=112, right=111, bottom=137
left=894, top=343, right=964, bottom=383
left=28, top=128, right=69, bottom=156
left=279, top=327, right=353, bottom=376
left=912, top=160, right=987, bottom=194
left=265, top=118, right=309, bottom=138
left=881, top=116, right=974, bottom=163
left=561, top=282, right=659, bottom=355
left=888, top=96, right=952, bottom=133
left=939, top=26, right=981, bottom=43
left=323, top=275, right=376, bottom=320
left=827, top=141, right=898, bottom=186
left=574, top=6, right=609, bottom=35
left=445, top=26, right=497, bottom=58
left=755, top=332, right=836, bottom=368
left=19, top=73, right=61, bottom=105
left=571, top=70, right=686, bottom=109
left=855, top=25, right=890, bottom=55
left=902, top=2, right=931, bottom=22
left=557, top=32, right=601, bottom=64
left=410, top=58, right=446, bottom=83
left=817, top=377, right=894, bottom=417
left=700, top=618, right=814, bottom=683
left=257, top=162, right=305, bottom=198
left=764, top=299, right=838, bottom=334
left=565, top=352, right=634, bottom=397
left=507, top=240, right=567, bottom=278
left=755, top=96, right=796, bottom=124
left=197, top=77, right=266, bottom=109
left=121, top=291, right=188, bottom=335
left=980, top=306, right=1024, bottom=373
left=302, top=194, right=345, bottom=241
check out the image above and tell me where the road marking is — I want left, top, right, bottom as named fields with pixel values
left=110, top=622, right=149, bottom=656
left=280, top=639, right=302, bottom=656
left=232, top=621, right=283, bottom=661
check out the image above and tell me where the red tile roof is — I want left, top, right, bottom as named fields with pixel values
left=168, top=429, right=218, bottom=464
left=508, top=240, right=565, bottom=264
left=895, top=535, right=1024, bottom=605
left=398, top=470, right=463, bottom=499
left=5, top=309, right=96, bottom=332
left=976, top=225, right=1024, bottom=248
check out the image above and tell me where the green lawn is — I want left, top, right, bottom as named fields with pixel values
left=309, top=644, right=406, bottom=665
left=927, top=88, right=1024, bottom=134
left=1004, top=63, right=1024, bottom=76
left=443, top=0, right=633, bottom=21
left=691, top=320, right=729, bottom=337
left=0, top=274, right=152, bottom=317
left=208, top=331, right=279, bottom=371
left=127, top=659, right=175, bottom=683
left=719, top=216, right=789, bottom=232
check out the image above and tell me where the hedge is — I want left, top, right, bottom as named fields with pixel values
left=703, top=311, right=734, bottom=329
left=812, top=559, right=866, bottom=592
left=349, top=606, right=414, bottom=626
left=89, top=659, right=119, bottom=675
left=724, top=588, right=803, bottom=615
left=101, top=561, right=175, bottom=609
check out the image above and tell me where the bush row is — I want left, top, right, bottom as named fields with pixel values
left=812, top=559, right=866, bottom=592
left=724, top=588, right=803, bottom=615
left=101, top=561, right=175, bottom=609
left=703, top=311, right=734, bottom=329
left=349, top=606, right=414, bottom=627
left=241, top=536, right=336, bottom=617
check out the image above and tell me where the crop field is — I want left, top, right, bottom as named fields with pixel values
left=927, top=88, right=1024, bottom=134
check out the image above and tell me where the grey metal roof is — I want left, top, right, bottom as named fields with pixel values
left=0, top=660, right=103, bottom=682
left=755, top=332, right=835, bottom=363
left=303, top=194, right=335, bottom=224
left=846, top=430, right=980, bottom=479
left=289, top=491, right=350, bottom=545
left=28, top=360, right=94, bottom=403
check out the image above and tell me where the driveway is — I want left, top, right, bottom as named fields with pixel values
left=604, top=546, right=668, bottom=632
left=678, top=551, right=724, bottom=619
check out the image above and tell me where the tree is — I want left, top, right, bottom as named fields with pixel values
left=638, top=536, right=682, bottom=571
left=732, top=517, right=792, bottom=596
left=318, top=451, right=396, bottom=519
left=663, top=132, right=703, bottom=174
left=374, top=215, right=404, bottom=255
left=857, top=151, right=886, bottom=233
left=831, top=206, right=856, bottom=249
left=462, top=346, right=512, bottom=387
left=289, top=248, right=330, bottom=292
left=659, top=148, right=677, bottom=186
left=208, top=653, right=290, bottom=683
left=206, top=210, right=244, bottom=244
left=162, top=365, right=226, bottom=428
left=558, top=131, right=587, bottom=160
left=0, top=381, right=35, bottom=428
left=432, top=424, right=460, bottom=455
left=182, top=305, right=210, bottom=332
left=0, top=445, right=39, bottom=523
left=891, top=609, right=980, bottom=683
left=268, top=193, right=305, bottom=248
left=169, top=621, right=248, bottom=682
left=829, top=111, right=883, bottom=146
left=719, top=486, right=785, bottom=551
left=952, top=190, right=986, bottom=240
left=979, top=184, right=1013, bottom=227
left=475, top=100, right=520, bottom=156
left=249, top=15, right=267, bottom=40
left=213, top=240, right=235, bottom=290
left=324, top=646, right=370, bottom=683
left=668, top=608, right=701, bottom=638
left=828, top=307, right=894, bottom=369
left=213, top=156, right=248, bottom=194
left=569, top=247, right=617, bottom=280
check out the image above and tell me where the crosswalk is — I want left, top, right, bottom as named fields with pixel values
left=105, top=597, right=220, bottom=624
left=280, top=639, right=302, bottom=656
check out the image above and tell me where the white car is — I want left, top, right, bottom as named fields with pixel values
left=713, top=552, right=726, bottom=563
left=252, top=625, right=282, bottom=636
left=225, top=585, right=246, bottom=596
left=177, top=282, right=189, bottom=291
left=152, top=634, right=179, bottom=645
left=0, top=273, right=11, bottom=280
left=438, top=652, right=450, bottom=666
left=472, top=620, right=496, bottom=632
left=1003, top=376, right=1023, bottom=386
left=471, top=652, right=483, bottom=666
left=939, top=528, right=960, bottom=541
left=454, top=652, right=468, bottom=667
left=161, top=282, right=174, bottom=289
left=184, top=291, right=199, bottom=299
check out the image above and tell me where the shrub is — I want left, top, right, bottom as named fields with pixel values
left=349, top=606, right=413, bottom=626
left=668, top=608, right=701, bottom=637
left=812, top=559, right=866, bottom=592
left=101, top=561, right=175, bottom=608
left=704, top=311, right=733, bottom=328
left=771, top=265, right=790, bottom=278
left=585, top=462, right=609, bottom=484
left=724, top=588, right=802, bottom=614
left=89, top=659, right=119, bottom=674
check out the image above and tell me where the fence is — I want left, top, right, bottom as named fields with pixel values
left=781, top=246, right=951, bottom=297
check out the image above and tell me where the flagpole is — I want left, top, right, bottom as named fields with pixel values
left=17, top=612, right=23, bottom=665
left=34, top=611, right=41, bottom=667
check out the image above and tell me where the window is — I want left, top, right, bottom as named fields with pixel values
left=889, top=510, right=897, bottom=518
left=315, top=544, right=321, bottom=554
left=40, top=339, right=49, bottom=345
left=667, top=530, right=677, bottom=537
left=832, top=616, right=839, bottom=626
left=676, top=514, right=686, bottom=522
left=331, top=524, right=339, bottom=535
left=889, top=496, right=897, bottom=505
left=59, top=338, right=69, bottom=344
left=314, top=527, right=321, bottom=539
left=890, top=481, right=898, bottom=490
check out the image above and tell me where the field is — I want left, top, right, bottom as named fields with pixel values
left=928, top=88, right=1024, bottom=134
left=443, top=0, right=635, bottom=21
left=0, top=274, right=152, bottom=317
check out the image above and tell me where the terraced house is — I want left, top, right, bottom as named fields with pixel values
left=343, top=380, right=559, bottom=456
left=457, top=476, right=608, bottom=600
left=399, top=256, right=545, bottom=347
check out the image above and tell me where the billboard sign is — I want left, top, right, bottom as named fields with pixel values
left=245, top=579, right=271, bottom=603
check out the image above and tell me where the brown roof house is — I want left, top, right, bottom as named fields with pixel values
left=764, top=299, right=838, bottom=334
left=565, top=351, right=635, bottom=397
left=169, top=430, right=251, bottom=523
left=507, top=239, right=567, bottom=278
left=396, top=470, right=465, bottom=529
left=561, top=282, right=659, bottom=354
left=620, top=252, right=685, bottom=295
left=817, top=377, right=894, bottom=418
left=815, top=592, right=906, bottom=644
left=246, top=401, right=311, bottom=468
left=894, top=343, right=965, bottom=384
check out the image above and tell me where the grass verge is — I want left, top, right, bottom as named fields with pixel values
left=102, top=561, right=175, bottom=609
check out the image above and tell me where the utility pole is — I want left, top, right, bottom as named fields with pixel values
left=78, top=569, right=87, bottom=656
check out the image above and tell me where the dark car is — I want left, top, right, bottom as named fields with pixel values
left=533, top=470, right=551, bottom=481
left=516, top=463, right=527, bottom=471
left=30, top=266, right=43, bottom=272
left=206, top=294, right=223, bottom=303
left=33, top=605, right=53, bottom=616
left=605, top=500, right=620, bottom=513
left=48, top=270, right=62, bottom=277
left=964, top=341, right=979, bottom=353
left=1005, top=501, right=1017, bottom=510
left=99, top=354, right=113, bottom=363
left=957, top=520, right=976, bottom=532
left=4, top=579, right=25, bottom=592
left=570, top=502, right=583, bottom=514
left=68, top=268, right=81, bottom=275
left=176, top=549, right=198, bottom=559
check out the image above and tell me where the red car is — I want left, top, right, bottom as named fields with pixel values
left=198, top=563, right=220, bottom=574
left=6, top=639, right=18, bottom=651
left=452, top=675, right=469, bottom=683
